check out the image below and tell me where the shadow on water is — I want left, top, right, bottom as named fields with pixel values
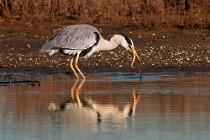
left=0, top=80, right=40, bottom=86
left=0, top=72, right=42, bottom=86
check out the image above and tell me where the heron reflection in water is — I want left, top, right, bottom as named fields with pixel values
left=48, top=80, right=141, bottom=131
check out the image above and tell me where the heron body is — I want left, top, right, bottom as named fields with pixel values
left=40, top=24, right=141, bottom=79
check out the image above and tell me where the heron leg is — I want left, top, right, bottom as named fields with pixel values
left=74, top=53, right=86, bottom=79
left=70, top=58, right=79, bottom=79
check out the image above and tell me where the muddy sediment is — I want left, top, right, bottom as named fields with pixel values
left=0, top=22, right=210, bottom=74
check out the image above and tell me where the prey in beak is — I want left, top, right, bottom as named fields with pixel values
left=128, top=45, right=142, bottom=78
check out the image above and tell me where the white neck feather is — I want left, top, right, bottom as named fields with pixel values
left=96, top=34, right=127, bottom=52
left=85, top=34, right=127, bottom=58
left=96, top=38, right=117, bottom=51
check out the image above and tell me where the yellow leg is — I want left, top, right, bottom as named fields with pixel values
left=74, top=53, right=86, bottom=79
left=70, top=58, right=79, bottom=79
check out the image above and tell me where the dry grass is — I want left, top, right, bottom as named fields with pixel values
left=0, top=0, right=209, bottom=29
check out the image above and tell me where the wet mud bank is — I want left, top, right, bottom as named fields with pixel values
left=0, top=22, right=210, bottom=74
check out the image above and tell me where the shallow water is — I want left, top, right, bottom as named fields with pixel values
left=0, top=72, right=210, bottom=140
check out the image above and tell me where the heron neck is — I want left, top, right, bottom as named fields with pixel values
left=97, top=38, right=118, bottom=51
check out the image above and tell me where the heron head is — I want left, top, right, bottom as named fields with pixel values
left=120, top=34, right=141, bottom=64
left=110, top=34, right=141, bottom=65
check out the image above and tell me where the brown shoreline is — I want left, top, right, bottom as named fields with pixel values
left=0, top=21, right=210, bottom=74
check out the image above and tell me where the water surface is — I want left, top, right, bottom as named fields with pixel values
left=0, top=72, right=210, bottom=140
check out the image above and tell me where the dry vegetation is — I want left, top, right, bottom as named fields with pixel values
left=0, top=0, right=210, bottom=29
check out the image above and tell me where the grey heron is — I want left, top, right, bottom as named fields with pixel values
left=40, top=24, right=141, bottom=79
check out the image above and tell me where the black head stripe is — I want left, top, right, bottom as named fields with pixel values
left=121, top=34, right=132, bottom=45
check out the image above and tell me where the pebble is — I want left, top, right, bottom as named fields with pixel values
left=27, top=44, right=31, bottom=48
left=206, top=57, right=210, bottom=63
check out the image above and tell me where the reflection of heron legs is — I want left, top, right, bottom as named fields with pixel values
left=130, top=88, right=141, bottom=115
left=70, top=79, right=85, bottom=107
left=71, top=79, right=79, bottom=100
left=74, top=54, right=86, bottom=79
left=75, top=79, right=85, bottom=107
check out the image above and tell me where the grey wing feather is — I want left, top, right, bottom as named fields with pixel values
left=40, top=24, right=100, bottom=52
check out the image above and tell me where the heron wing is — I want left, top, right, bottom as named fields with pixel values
left=40, top=24, right=100, bottom=52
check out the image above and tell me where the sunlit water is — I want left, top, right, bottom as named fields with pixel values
left=0, top=72, right=210, bottom=140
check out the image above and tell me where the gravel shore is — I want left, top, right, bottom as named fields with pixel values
left=1, top=22, right=210, bottom=74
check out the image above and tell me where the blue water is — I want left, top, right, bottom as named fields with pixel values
left=0, top=72, right=210, bottom=140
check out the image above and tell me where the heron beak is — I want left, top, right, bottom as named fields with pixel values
left=130, top=46, right=141, bottom=63
left=129, top=45, right=140, bottom=67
